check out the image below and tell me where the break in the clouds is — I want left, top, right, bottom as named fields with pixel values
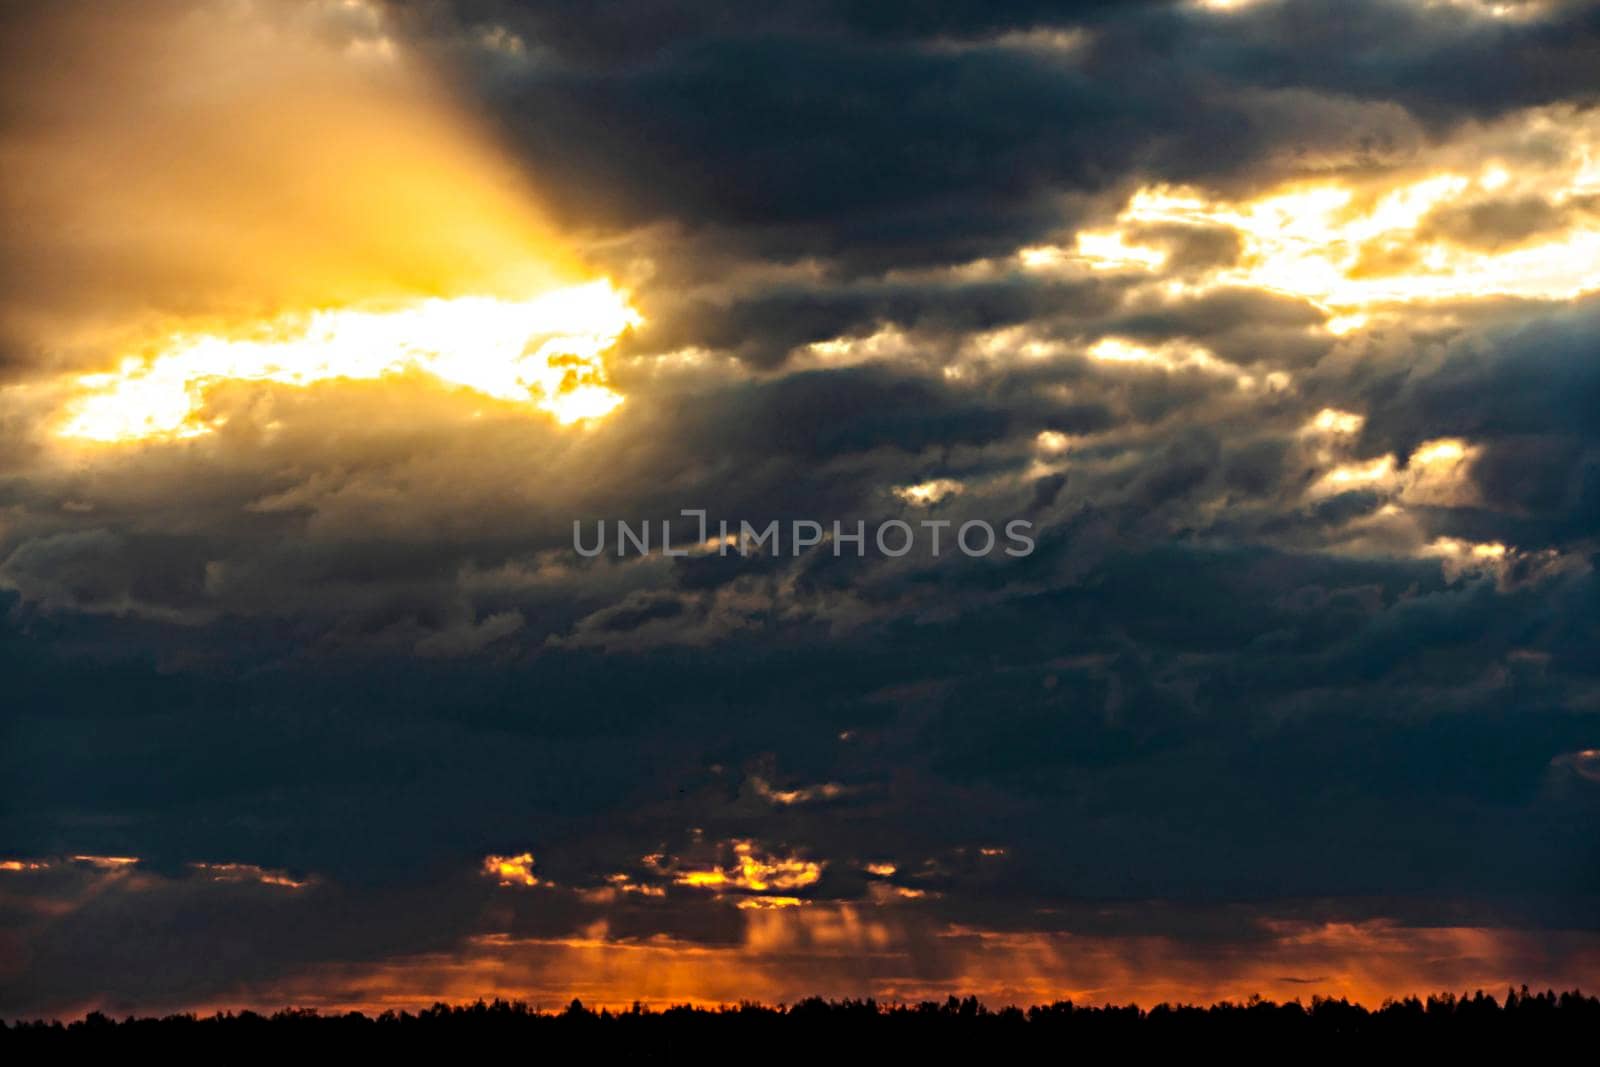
left=2, top=0, right=1599, bottom=1017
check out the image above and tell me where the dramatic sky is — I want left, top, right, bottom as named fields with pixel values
left=3, top=0, right=1599, bottom=1017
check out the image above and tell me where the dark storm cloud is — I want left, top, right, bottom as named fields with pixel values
left=618, top=273, right=1125, bottom=369
left=4, top=534, right=1598, bottom=1014
left=392, top=0, right=1600, bottom=263
left=413, top=0, right=1161, bottom=61
left=1361, top=294, right=1600, bottom=447
left=1353, top=292, right=1600, bottom=546
left=678, top=364, right=1015, bottom=458
left=484, top=34, right=1136, bottom=270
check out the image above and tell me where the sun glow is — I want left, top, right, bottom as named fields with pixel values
left=483, top=852, right=541, bottom=887
left=57, top=281, right=639, bottom=442
left=5, top=0, right=643, bottom=447
left=1070, top=172, right=1600, bottom=310
left=1055, top=108, right=1600, bottom=324
left=674, top=841, right=825, bottom=894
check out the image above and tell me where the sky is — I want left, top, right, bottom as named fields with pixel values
left=1, top=0, right=1599, bottom=1017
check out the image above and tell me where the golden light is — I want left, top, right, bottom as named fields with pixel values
left=5, top=1, right=643, bottom=448
left=1084, top=336, right=1279, bottom=391
left=894, top=478, right=966, bottom=507
left=1402, top=437, right=1481, bottom=506
left=1086, top=336, right=1236, bottom=372
left=1426, top=536, right=1510, bottom=560
left=1035, top=430, right=1072, bottom=453
left=1314, top=455, right=1397, bottom=494
left=1305, top=408, right=1366, bottom=436
left=674, top=840, right=824, bottom=894
left=56, top=281, right=639, bottom=443
left=1424, top=537, right=1528, bottom=582
left=483, top=852, right=540, bottom=887
left=1055, top=108, right=1600, bottom=325
left=677, top=870, right=730, bottom=889
left=1410, top=438, right=1469, bottom=466
left=1086, top=173, right=1599, bottom=305
left=603, top=874, right=666, bottom=897
left=69, top=855, right=140, bottom=868
left=175, top=909, right=1600, bottom=1015
left=734, top=896, right=806, bottom=910
left=189, top=861, right=310, bottom=890
left=868, top=883, right=929, bottom=902
left=751, top=778, right=850, bottom=805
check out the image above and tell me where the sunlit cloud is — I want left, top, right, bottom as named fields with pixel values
left=2, top=855, right=142, bottom=873
left=1034, top=430, right=1074, bottom=454
left=673, top=841, right=825, bottom=894
left=1302, top=409, right=1366, bottom=437
left=894, top=479, right=966, bottom=507
left=1308, top=437, right=1481, bottom=506
left=68, top=855, right=140, bottom=870
left=54, top=282, right=638, bottom=443
left=483, top=853, right=541, bottom=888
left=751, top=777, right=852, bottom=806
left=797, top=325, right=919, bottom=368
left=1421, top=0, right=1557, bottom=19
left=1050, top=107, right=1600, bottom=327
left=604, top=873, right=667, bottom=897
left=3, top=0, right=638, bottom=449
left=1423, top=537, right=1572, bottom=586
left=1425, top=536, right=1510, bottom=561
left=1086, top=337, right=1290, bottom=393
left=735, top=895, right=808, bottom=909
left=189, top=862, right=310, bottom=890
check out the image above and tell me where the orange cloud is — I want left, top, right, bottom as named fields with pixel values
left=673, top=841, right=825, bottom=894
left=483, top=853, right=541, bottom=888
left=217, top=906, right=1600, bottom=1016
left=189, top=862, right=310, bottom=890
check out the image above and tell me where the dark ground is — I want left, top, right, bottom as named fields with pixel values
left=4, top=988, right=1595, bottom=1056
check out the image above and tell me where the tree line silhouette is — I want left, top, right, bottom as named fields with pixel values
left=4, top=988, right=1595, bottom=1054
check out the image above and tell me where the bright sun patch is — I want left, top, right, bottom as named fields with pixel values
left=1067, top=172, right=1600, bottom=310
left=57, top=281, right=640, bottom=443
left=1047, top=106, right=1600, bottom=325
